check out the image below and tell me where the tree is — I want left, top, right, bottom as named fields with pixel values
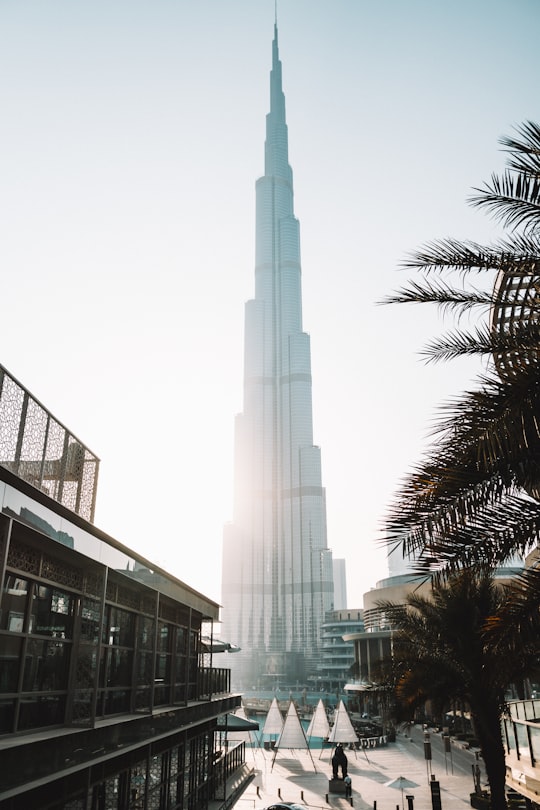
left=377, top=569, right=540, bottom=810
left=382, top=122, right=540, bottom=576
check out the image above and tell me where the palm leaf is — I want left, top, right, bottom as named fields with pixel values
left=499, top=121, right=540, bottom=180
left=470, top=171, right=540, bottom=235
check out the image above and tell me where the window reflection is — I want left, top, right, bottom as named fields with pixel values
left=0, top=636, right=22, bottom=692
left=103, top=606, right=134, bottom=647
left=18, top=694, right=65, bottom=730
left=1, top=575, right=29, bottom=632
left=81, top=598, right=101, bottom=643
left=23, top=639, right=70, bottom=691
left=32, top=585, right=74, bottom=638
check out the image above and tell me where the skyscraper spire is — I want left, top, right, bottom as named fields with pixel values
left=221, top=23, right=333, bottom=688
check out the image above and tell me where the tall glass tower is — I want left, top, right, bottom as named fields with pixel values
left=221, top=24, right=334, bottom=688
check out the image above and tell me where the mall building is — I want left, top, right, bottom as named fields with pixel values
left=0, top=364, right=248, bottom=810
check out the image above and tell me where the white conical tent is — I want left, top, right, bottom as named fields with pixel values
left=271, top=702, right=316, bottom=770
left=306, top=699, right=330, bottom=740
left=328, top=700, right=359, bottom=743
left=276, top=701, right=309, bottom=749
left=262, top=697, right=284, bottom=736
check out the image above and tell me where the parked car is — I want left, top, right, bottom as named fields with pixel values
left=264, top=804, right=305, bottom=810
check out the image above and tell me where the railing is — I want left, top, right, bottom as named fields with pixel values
left=0, top=365, right=99, bottom=522
left=503, top=700, right=540, bottom=802
left=211, top=742, right=249, bottom=808
left=198, top=667, right=231, bottom=699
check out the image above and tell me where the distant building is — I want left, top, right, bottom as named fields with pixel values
left=313, top=609, right=364, bottom=694
left=332, top=559, right=347, bottom=610
left=345, top=567, right=523, bottom=718
left=221, top=23, right=333, bottom=688
left=0, top=364, right=248, bottom=810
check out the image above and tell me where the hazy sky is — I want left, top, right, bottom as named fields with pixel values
left=1, top=0, right=538, bottom=609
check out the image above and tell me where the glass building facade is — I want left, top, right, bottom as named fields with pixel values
left=221, top=24, right=334, bottom=689
left=0, top=446, right=244, bottom=809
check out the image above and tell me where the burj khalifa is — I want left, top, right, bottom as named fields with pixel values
left=221, top=23, right=334, bottom=687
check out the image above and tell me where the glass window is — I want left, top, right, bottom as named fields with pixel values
left=23, top=639, right=70, bottom=691
left=104, top=606, right=134, bottom=647
left=515, top=722, right=532, bottom=762
left=18, top=694, right=66, bottom=730
left=155, top=654, right=170, bottom=682
left=1, top=575, right=29, bottom=632
left=136, top=652, right=154, bottom=686
left=104, top=689, right=130, bottom=715
left=157, top=623, right=170, bottom=653
left=176, top=627, right=187, bottom=654
left=530, top=724, right=540, bottom=764
left=75, top=643, right=98, bottom=690
left=147, top=754, right=164, bottom=810
left=129, top=763, right=147, bottom=809
left=138, top=617, right=155, bottom=651
left=80, top=598, right=101, bottom=643
left=0, top=699, right=15, bottom=733
left=91, top=775, right=125, bottom=810
left=154, top=684, right=170, bottom=706
left=0, top=635, right=21, bottom=692
left=135, top=687, right=151, bottom=711
left=106, top=648, right=133, bottom=688
left=175, top=655, right=186, bottom=681
left=32, top=586, right=74, bottom=638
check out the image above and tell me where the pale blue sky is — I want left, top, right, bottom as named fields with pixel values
left=1, top=0, right=538, bottom=607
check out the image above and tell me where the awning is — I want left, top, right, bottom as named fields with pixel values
left=201, top=636, right=241, bottom=653
left=216, top=714, right=260, bottom=731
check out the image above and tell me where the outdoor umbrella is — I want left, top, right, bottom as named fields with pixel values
left=385, top=776, right=418, bottom=810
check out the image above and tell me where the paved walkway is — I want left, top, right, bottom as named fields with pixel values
left=234, top=729, right=478, bottom=810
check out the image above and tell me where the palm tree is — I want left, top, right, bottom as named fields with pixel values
left=382, top=121, right=540, bottom=576
left=377, top=569, right=540, bottom=810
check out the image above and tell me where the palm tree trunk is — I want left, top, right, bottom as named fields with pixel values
left=471, top=698, right=508, bottom=810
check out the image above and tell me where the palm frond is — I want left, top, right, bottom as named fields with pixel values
left=499, top=121, right=540, bottom=179
left=387, top=492, right=540, bottom=575
left=470, top=171, right=540, bottom=235
left=432, top=371, right=540, bottom=471
left=401, top=238, right=509, bottom=274
left=400, top=238, right=540, bottom=276
left=380, top=279, right=493, bottom=320
left=383, top=123, right=540, bottom=576
left=421, top=325, right=503, bottom=364
left=423, top=322, right=540, bottom=366
left=486, top=566, right=540, bottom=654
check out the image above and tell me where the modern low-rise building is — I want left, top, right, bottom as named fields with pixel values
left=343, top=573, right=426, bottom=710
left=312, top=609, right=363, bottom=695
left=0, top=364, right=247, bottom=810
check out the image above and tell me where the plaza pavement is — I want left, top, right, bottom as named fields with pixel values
left=234, top=727, right=481, bottom=810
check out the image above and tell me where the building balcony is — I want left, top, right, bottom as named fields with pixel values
left=199, top=666, right=232, bottom=698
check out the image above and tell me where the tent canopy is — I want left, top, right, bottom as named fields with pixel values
left=306, top=699, right=330, bottom=738
left=328, top=700, right=358, bottom=743
left=262, top=697, right=284, bottom=736
left=276, top=702, right=309, bottom=750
